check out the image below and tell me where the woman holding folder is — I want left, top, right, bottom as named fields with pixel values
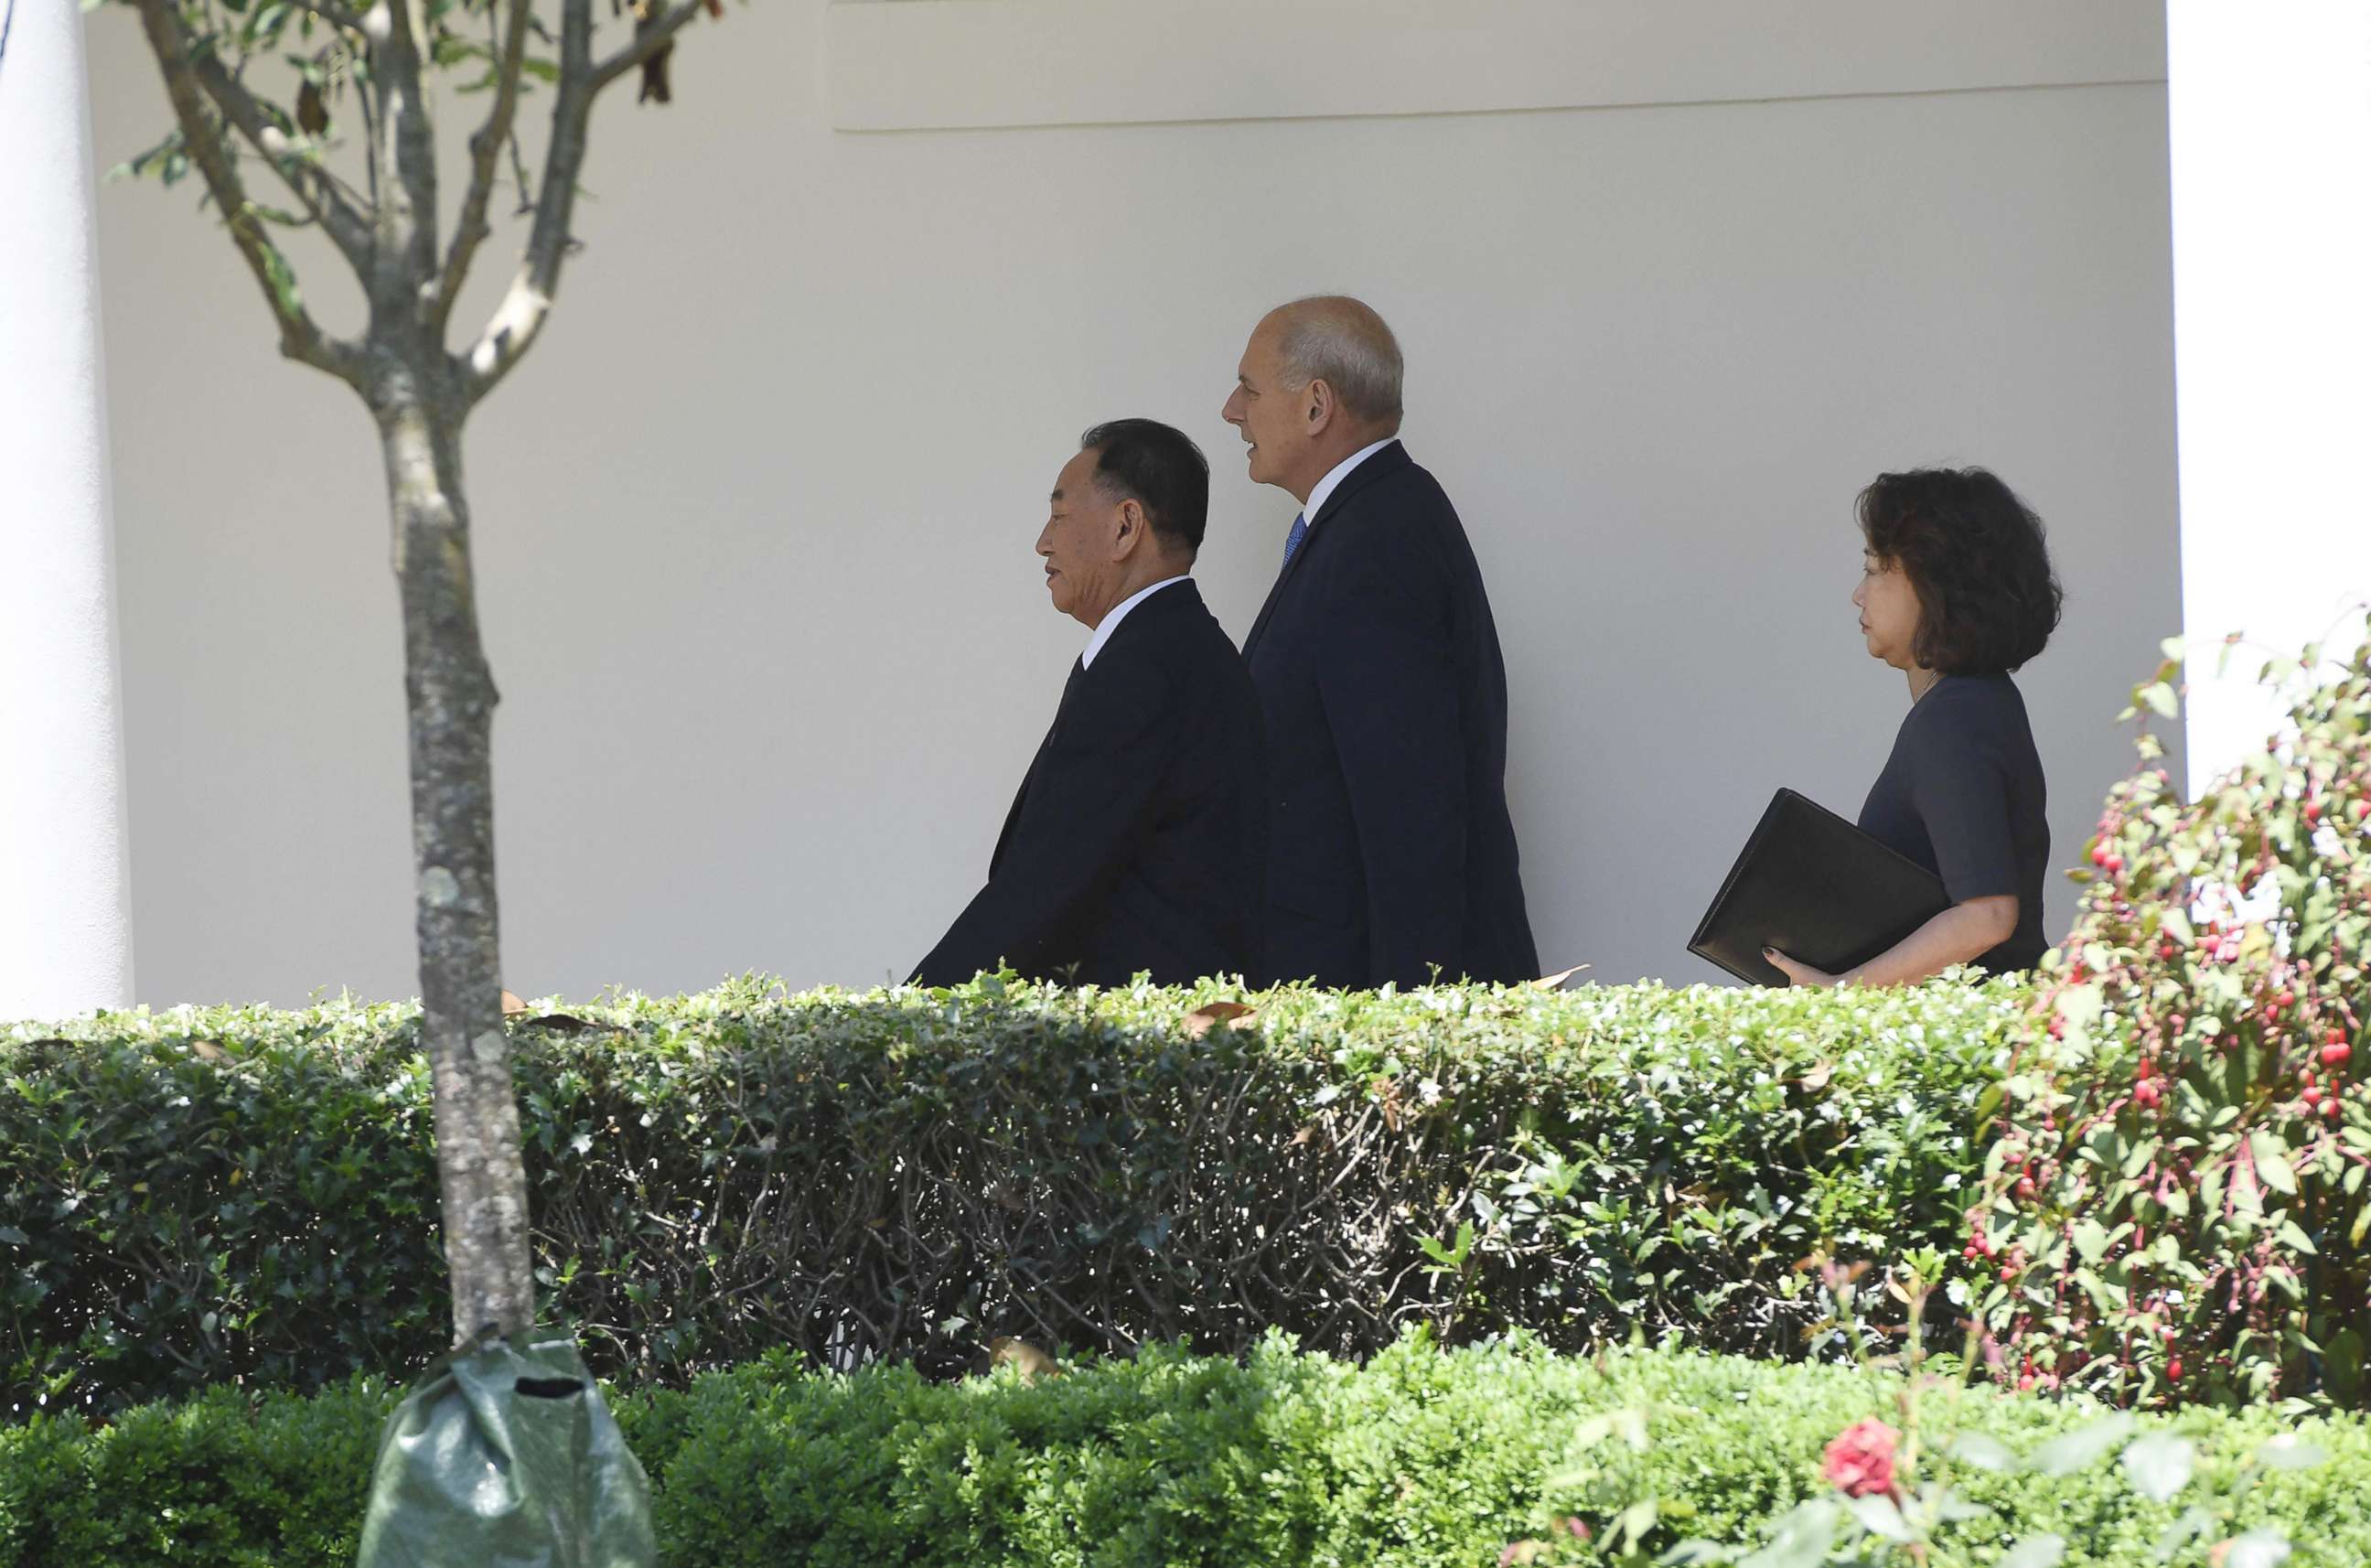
left=1765, top=467, right=2062, bottom=987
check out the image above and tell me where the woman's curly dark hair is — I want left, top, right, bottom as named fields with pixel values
left=1858, top=467, right=2063, bottom=675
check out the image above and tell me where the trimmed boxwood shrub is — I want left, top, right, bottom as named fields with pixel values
left=4, top=976, right=2026, bottom=1417
left=4, top=1337, right=2368, bottom=1568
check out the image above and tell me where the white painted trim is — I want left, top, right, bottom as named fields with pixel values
left=2167, top=0, right=2371, bottom=795
left=0, top=0, right=135, bottom=1019
left=826, top=0, right=2165, bottom=133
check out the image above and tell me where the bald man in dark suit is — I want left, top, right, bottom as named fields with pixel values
left=1221, top=297, right=1538, bottom=989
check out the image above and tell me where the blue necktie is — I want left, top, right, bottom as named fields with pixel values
left=1282, top=511, right=1309, bottom=569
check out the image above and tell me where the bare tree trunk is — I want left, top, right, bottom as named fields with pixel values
left=129, top=0, right=711, bottom=1355
left=374, top=360, right=534, bottom=1344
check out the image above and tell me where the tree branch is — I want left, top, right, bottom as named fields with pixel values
left=363, top=0, right=441, bottom=317
left=184, top=44, right=375, bottom=271
left=354, top=57, right=380, bottom=209
left=505, top=125, right=536, bottom=216
left=589, top=0, right=708, bottom=96
left=431, top=0, right=534, bottom=337
left=133, top=0, right=363, bottom=386
left=458, top=0, right=596, bottom=404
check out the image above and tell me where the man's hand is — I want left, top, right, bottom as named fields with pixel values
left=1764, top=947, right=1843, bottom=988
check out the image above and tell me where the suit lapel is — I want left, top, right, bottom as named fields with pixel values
left=990, top=657, right=1085, bottom=874
left=1242, top=534, right=1311, bottom=658
left=988, top=579, right=1200, bottom=872
left=1243, top=441, right=1411, bottom=660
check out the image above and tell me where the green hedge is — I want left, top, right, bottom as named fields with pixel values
left=5, top=1337, right=2367, bottom=1567
left=5, top=976, right=2025, bottom=1417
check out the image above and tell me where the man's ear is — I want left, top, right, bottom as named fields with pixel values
left=1304, top=377, right=1338, bottom=437
left=1110, top=497, right=1148, bottom=560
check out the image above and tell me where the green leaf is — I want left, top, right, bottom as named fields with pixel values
left=2119, top=1432, right=2194, bottom=1503
left=2325, top=1328, right=2366, bottom=1401
left=1975, top=1082, right=2003, bottom=1139
left=2225, top=1530, right=2292, bottom=1568
left=2073, top=1267, right=2127, bottom=1316
left=107, top=129, right=188, bottom=185
left=2033, top=1412, right=2136, bottom=1477
left=2253, top=1434, right=2328, bottom=1471
left=1944, top=1432, right=2015, bottom=1472
left=1845, top=1493, right=1910, bottom=1541
left=2071, top=1219, right=2109, bottom=1264
left=1614, top=1498, right=1660, bottom=1546
left=0, top=1226, right=27, bottom=1246
left=2057, top=984, right=2106, bottom=1032
left=2250, top=1130, right=2298, bottom=1196
left=1416, top=1221, right=1473, bottom=1269
left=2140, top=682, right=2180, bottom=719
left=2155, top=1509, right=2215, bottom=1560
left=1658, top=1544, right=1729, bottom=1568
left=1932, top=1483, right=1990, bottom=1524
left=1999, top=1537, right=2066, bottom=1568
left=1738, top=1499, right=1837, bottom=1568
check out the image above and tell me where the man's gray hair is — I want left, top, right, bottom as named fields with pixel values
left=1271, top=295, right=1404, bottom=426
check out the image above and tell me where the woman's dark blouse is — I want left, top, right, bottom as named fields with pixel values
left=1857, top=673, right=2050, bottom=974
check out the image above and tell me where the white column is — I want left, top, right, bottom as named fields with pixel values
left=2168, top=0, right=2371, bottom=797
left=0, top=0, right=134, bottom=1019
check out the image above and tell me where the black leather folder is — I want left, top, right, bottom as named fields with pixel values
left=1688, top=788, right=1951, bottom=986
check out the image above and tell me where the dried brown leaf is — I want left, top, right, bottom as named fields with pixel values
left=988, top=1337, right=1060, bottom=1381
left=1181, top=1001, right=1257, bottom=1040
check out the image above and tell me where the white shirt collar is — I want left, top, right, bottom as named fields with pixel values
left=1299, top=437, right=1398, bottom=532
left=1081, top=575, right=1190, bottom=669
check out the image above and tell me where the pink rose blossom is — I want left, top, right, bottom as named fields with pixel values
left=1822, top=1417, right=1901, bottom=1498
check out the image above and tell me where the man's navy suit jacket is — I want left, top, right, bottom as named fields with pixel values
left=1242, top=441, right=1540, bottom=988
left=912, top=580, right=1267, bottom=988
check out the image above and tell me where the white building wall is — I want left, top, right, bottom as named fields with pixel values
left=81, top=0, right=2182, bottom=1006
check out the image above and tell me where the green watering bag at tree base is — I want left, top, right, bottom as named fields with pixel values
left=355, top=1332, right=654, bottom=1568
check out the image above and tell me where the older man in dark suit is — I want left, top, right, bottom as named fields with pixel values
left=1221, top=297, right=1539, bottom=988
left=911, top=420, right=1267, bottom=988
